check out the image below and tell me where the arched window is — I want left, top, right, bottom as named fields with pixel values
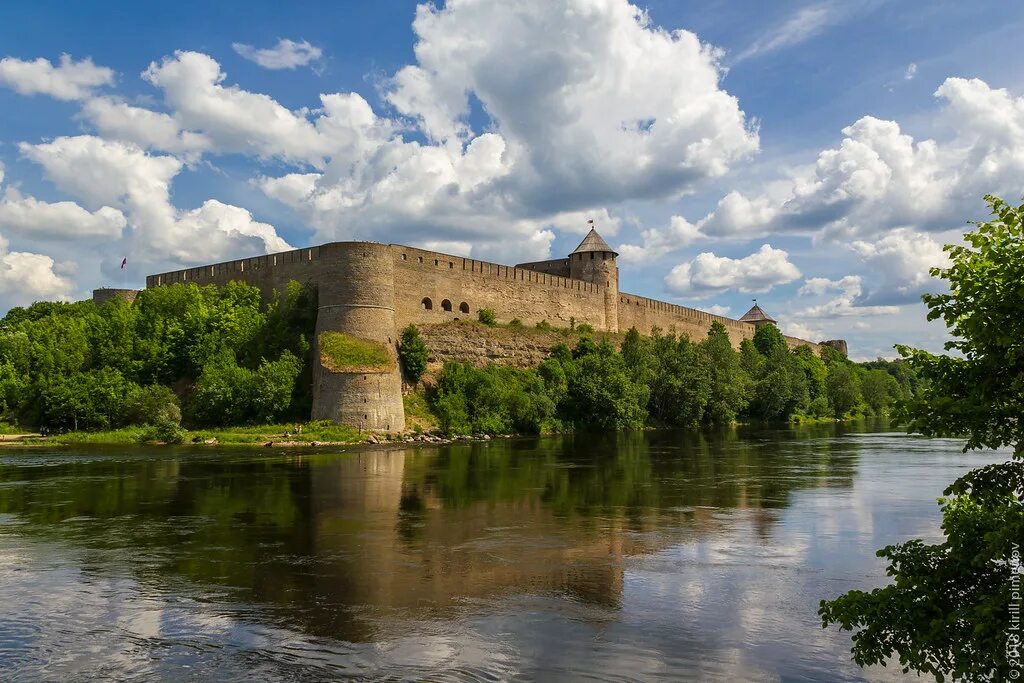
left=421, top=297, right=433, bottom=310
left=459, top=302, right=469, bottom=314
left=441, top=299, right=453, bottom=312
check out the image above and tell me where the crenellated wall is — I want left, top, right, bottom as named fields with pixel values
left=144, top=240, right=829, bottom=430
left=616, top=291, right=821, bottom=353
left=391, top=245, right=609, bottom=331
left=146, top=246, right=324, bottom=300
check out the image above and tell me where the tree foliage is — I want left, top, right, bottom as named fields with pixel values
left=398, top=324, right=429, bottom=383
left=429, top=319, right=903, bottom=436
left=0, top=280, right=317, bottom=430
left=820, top=195, right=1024, bottom=681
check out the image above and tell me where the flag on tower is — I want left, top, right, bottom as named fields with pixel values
left=120, top=257, right=127, bottom=269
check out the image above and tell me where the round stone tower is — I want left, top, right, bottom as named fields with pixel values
left=568, top=227, right=619, bottom=332
left=92, top=288, right=140, bottom=306
left=311, top=242, right=405, bottom=432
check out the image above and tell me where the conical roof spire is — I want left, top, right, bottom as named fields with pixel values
left=739, top=301, right=777, bottom=324
left=571, top=227, right=616, bottom=256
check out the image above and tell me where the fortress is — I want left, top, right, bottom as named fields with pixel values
left=95, top=228, right=844, bottom=432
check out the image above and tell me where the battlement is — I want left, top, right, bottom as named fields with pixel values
left=393, top=245, right=602, bottom=295
left=146, top=244, right=324, bottom=288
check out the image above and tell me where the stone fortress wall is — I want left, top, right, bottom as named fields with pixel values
left=137, top=234, right=835, bottom=431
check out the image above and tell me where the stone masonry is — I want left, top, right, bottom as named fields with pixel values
left=103, top=229, right=844, bottom=432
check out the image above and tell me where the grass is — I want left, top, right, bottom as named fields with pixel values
left=35, top=421, right=364, bottom=447
left=0, top=421, right=28, bottom=435
left=403, top=390, right=438, bottom=432
left=45, top=427, right=149, bottom=444
left=319, top=331, right=392, bottom=372
left=190, top=421, right=363, bottom=444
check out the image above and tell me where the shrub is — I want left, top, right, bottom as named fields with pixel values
left=508, top=318, right=523, bottom=328
left=397, top=324, right=429, bottom=383
left=478, top=308, right=497, bottom=326
left=575, top=323, right=594, bottom=334
left=123, top=384, right=181, bottom=427
left=535, top=320, right=553, bottom=332
left=138, top=419, right=186, bottom=444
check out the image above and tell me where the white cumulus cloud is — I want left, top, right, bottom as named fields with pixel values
left=0, top=188, right=126, bottom=240
left=19, top=135, right=289, bottom=269
left=0, top=234, right=74, bottom=307
left=0, top=54, right=113, bottom=101
left=232, top=39, right=322, bottom=70
left=795, top=275, right=899, bottom=318
left=679, top=77, right=1024, bottom=244
left=848, top=228, right=948, bottom=305
left=79, top=97, right=211, bottom=159
left=253, top=0, right=758, bottom=259
left=664, top=244, right=800, bottom=299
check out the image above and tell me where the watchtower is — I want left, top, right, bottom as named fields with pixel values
left=739, top=302, right=777, bottom=331
left=569, top=227, right=619, bottom=332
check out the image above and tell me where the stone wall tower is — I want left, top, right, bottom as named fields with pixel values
left=568, top=227, right=619, bottom=332
left=738, top=302, right=777, bottom=331
left=311, top=242, right=405, bottom=432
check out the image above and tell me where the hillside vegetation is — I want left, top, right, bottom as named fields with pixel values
left=418, top=321, right=918, bottom=436
left=0, top=280, right=317, bottom=438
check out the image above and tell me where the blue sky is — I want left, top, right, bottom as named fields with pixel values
left=1, top=0, right=1022, bottom=359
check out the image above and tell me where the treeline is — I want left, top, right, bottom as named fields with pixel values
left=0, top=281, right=317, bottom=435
left=420, top=322, right=918, bottom=435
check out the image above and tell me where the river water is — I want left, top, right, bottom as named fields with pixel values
left=0, top=422, right=1007, bottom=681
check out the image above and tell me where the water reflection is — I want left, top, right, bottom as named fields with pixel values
left=0, top=422, right=997, bottom=680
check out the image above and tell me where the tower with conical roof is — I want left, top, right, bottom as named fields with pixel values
left=739, top=301, right=777, bottom=331
left=569, top=226, right=619, bottom=331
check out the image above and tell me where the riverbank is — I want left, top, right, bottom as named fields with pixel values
left=0, top=423, right=503, bottom=450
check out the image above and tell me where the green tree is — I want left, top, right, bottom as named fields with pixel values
left=700, top=322, right=750, bottom=424
left=646, top=333, right=710, bottom=427
left=825, top=363, right=861, bottom=418
left=753, top=323, right=787, bottom=357
left=430, top=361, right=555, bottom=435
left=41, top=367, right=137, bottom=430
left=398, top=324, right=429, bottom=383
left=792, top=345, right=828, bottom=402
left=746, top=339, right=809, bottom=421
left=820, top=195, right=1024, bottom=680
left=620, top=327, right=655, bottom=387
left=561, top=338, right=648, bottom=430
left=860, top=368, right=899, bottom=414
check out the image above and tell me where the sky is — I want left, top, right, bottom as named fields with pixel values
left=1, top=0, right=1023, bottom=360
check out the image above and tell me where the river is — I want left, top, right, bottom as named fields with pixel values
left=0, top=422, right=1008, bottom=681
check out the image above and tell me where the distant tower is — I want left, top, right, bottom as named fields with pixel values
left=739, top=300, right=777, bottom=331
left=569, top=226, right=619, bottom=332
